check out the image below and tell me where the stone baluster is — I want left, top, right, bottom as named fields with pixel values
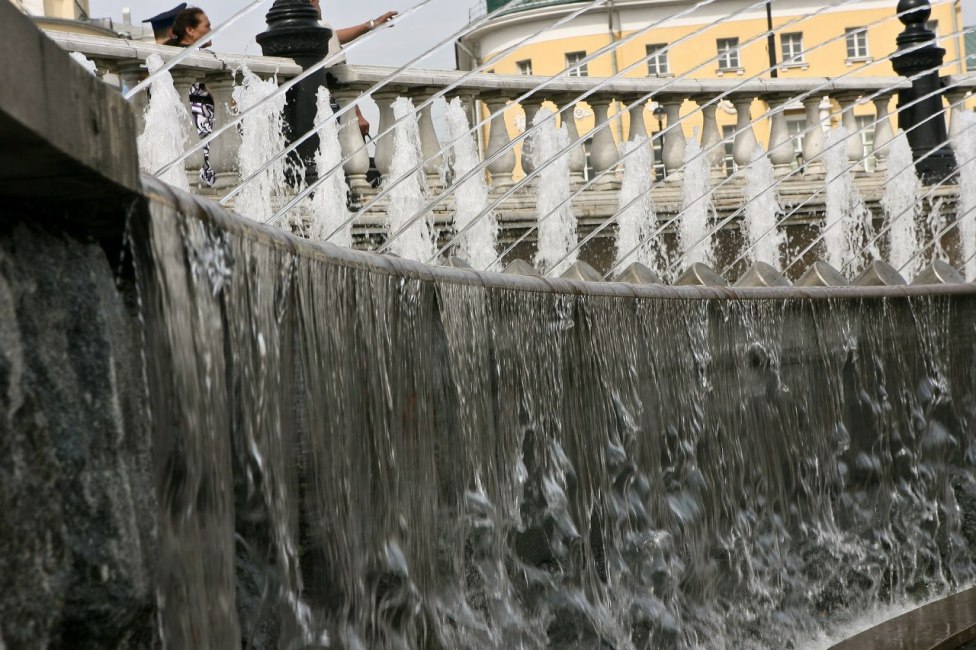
left=203, top=71, right=241, bottom=193
left=413, top=88, right=445, bottom=190
left=765, top=95, right=796, bottom=175
left=802, top=95, right=826, bottom=174
left=483, top=94, right=517, bottom=188
left=371, top=89, right=401, bottom=182
left=519, top=96, right=545, bottom=178
left=871, top=93, right=896, bottom=169
left=694, top=96, right=725, bottom=178
left=589, top=96, right=620, bottom=188
left=117, top=60, right=148, bottom=135
left=836, top=93, right=864, bottom=171
left=731, top=95, right=759, bottom=170
left=660, top=96, right=686, bottom=181
left=557, top=96, right=586, bottom=186
left=330, top=87, right=371, bottom=192
left=626, top=97, right=649, bottom=141
left=944, top=89, right=969, bottom=147
left=170, top=69, right=201, bottom=184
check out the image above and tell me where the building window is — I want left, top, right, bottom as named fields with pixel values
left=781, top=32, right=804, bottom=65
left=722, top=125, right=736, bottom=176
left=516, top=59, right=533, bottom=75
left=717, top=38, right=740, bottom=70
left=786, top=116, right=806, bottom=168
left=646, top=43, right=670, bottom=76
left=855, top=115, right=876, bottom=172
left=566, top=51, right=588, bottom=77
left=845, top=27, right=869, bottom=59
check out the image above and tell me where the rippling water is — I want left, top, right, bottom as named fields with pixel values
left=133, top=193, right=976, bottom=649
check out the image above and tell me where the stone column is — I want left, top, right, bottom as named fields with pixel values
left=836, top=93, right=864, bottom=171
left=371, top=90, right=401, bottom=181
left=331, top=86, right=371, bottom=192
left=765, top=95, right=796, bottom=175
left=483, top=94, right=516, bottom=188
left=203, top=72, right=241, bottom=193
left=731, top=95, right=759, bottom=170
left=660, top=96, right=686, bottom=181
left=872, top=93, right=896, bottom=169
left=694, top=97, right=724, bottom=179
left=944, top=88, right=969, bottom=145
left=519, top=96, right=545, bottom=178
left=589, top=97, right=620, bottom=187
left=414, top=88, right=445, bottom=190
left=558, top=96, right=586, bottom=186
left=117, top=60, right=148, bottom=136
left=802, top=95, right=826, bottom=174
left=627, top=97, right=648, bottom=141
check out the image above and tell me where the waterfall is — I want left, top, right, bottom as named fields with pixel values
left=385, top=97, right=435, bottom=262
left=743, top=145, right=785, bottom=270
left=952, top=111, right=976, bottom=281
left=532, top=108, right=577, bottom=275
left=233, top=66, right=288, bottom=223
left=136, top=54, right=190, bottom=192
left=444, top=98, right=498, bottom=270
left=136, top=197, right=976, bottom=649
left=615, top=137, right=662, bottom=272
left=881, top=132, right=922, bottom=277
left=308, top=87, right=353, bottom=247
left=677, top=135, right=715, bottom=269
left=823, top=126, right=876, bottom=276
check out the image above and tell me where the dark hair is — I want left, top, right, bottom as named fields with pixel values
left=164, top=8, right=206, bottom=47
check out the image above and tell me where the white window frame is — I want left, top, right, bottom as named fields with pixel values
left=516, top=59, right=533, bottom=76
left=780, top=32, right=805, bottom=66
left=845, top=27, right=869, bottom=60
left=646, top=43, right=670, bottom=76
left=566, top=51, right=588, bottom=77
left=717, top=38, right=741, bottom=71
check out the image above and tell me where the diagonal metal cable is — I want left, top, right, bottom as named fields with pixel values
left=125, top=0, right=271, bottom=100
left=498, top=6, right=943, bottom=275
left=154, top=0, right=444, bottom=177
left=393, top=0, right=858, bottom=260
left=235, top=0, right=615, bottom=212
left=279, top=0, right=745, bottom=233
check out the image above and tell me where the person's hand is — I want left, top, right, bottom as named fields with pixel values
left=372, top=10, right=398, bottom=27
left=356, top=106, right=370, bottom=137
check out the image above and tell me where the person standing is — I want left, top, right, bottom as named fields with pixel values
left=143, top=3, right=188, bottom=45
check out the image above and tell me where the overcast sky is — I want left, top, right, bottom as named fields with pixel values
left=90, top=0, right=976, bottom=69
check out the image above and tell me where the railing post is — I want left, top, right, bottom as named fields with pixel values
left=871, top=93, right=896, bottom=170
left=483, top=94, right=517, bottom=188
left=731, top=95, right=759, bottom=170
left=256, top=0, right=332, bottom=185
left=890, top=0, right=955, bottom=183
left=765, top=95, right=796, bottom=174
left=557, top=95, right=587, bottom=186
left=660, top=96, right=686, bottom=181
left=694, top=96, right=725, bottom=179
left=802, top=95, right=826, bottom=174
left=836, top=92, right=865, bottom=171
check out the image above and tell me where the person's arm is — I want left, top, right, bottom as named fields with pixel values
left=336, top=11, right=398, bottom=44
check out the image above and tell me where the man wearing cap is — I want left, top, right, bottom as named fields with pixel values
left=144, top=3, right=187, bottom=45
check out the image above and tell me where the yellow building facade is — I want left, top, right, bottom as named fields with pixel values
left=9, top=0, right=89, bottom=19
left=459, top=0, right=971, bottom=175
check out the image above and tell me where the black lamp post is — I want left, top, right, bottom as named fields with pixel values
left=256, top=0, right=332, bottom=185
left=891, top=0, right=955, bottom=183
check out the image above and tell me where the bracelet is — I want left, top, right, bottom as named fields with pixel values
left=368, top=19, right=376, bottom=29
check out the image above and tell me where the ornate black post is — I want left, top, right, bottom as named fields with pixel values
left=890, top=0, right=955, bottom=183
left=256, top=0, right=332, bottom=184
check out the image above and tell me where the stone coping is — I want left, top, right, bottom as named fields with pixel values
left=143, top=174, right=976, bottom=302
left=829, top=587, right=976, bottom=650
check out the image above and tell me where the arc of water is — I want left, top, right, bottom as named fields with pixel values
left=282, top=0, right=742, bottom=233
left=834, top=116, right=976, bottom=276
left=124, top=0, right=270, bottom=100
left=154, top=0, right=446, bottom=178
left=720, top=64, right=973, bottom=276
left=624, top=36, right=975, bottom=279
left=496, top=8, right=943, bottom=275
left=246, top=0, right=616, bottom=215
left=392, top=0, right=856, bottom=260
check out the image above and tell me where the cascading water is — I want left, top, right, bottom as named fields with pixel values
left=307, top=88, right=353, bottom=247
left=880, top=131, right=922, bottom=277
left=233, top=66, right=287, bottom=223
left=444, top=98, right=498, bottom=270
left=742, top=145, right=785, bottom=270
left=677, top=135, right=715, bottom=270
left=385, top=97, right=435, bottom=261
left=823, top=126, right=876, bottom=276
left=952, top=111, right=976, bottom=281
left=69, top=51, right=97, bottom=75
left=532, top=108, right=577, bottom=275
left=137, top=53, right=190, bottom=192
left=615, top=137, right=663, bottom=273
left=136, top=192, right=976, bottom=649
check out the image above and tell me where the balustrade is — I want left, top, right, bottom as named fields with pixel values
left=45, top=28, right=976, bottom=247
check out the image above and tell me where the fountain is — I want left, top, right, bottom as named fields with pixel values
left=881, top=131, right=923, bottom=277
left=952, top=111, right=976, bottom=281
left=137, top=54, right=190, bottom=192
left=4, top=0, right=976, bottom=647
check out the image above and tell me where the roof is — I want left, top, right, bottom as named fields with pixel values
left=486, top=0, right=586, bottom=16
left=966, top=27, right=975, bottom=71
